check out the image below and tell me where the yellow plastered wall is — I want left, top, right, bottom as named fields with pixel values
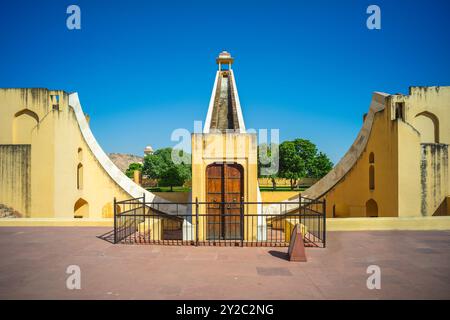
left=391, top=87, right=450, bottom=216
left=0, top=145, right=31, bottom=216
left=50, top=98, right=130, bottom=218
left=401, top=87, right=450, bottom=144
left=153, top=192, right=190, bottom=203
left=396, top=120, right=422, bottom=217
left=261, top=191, right=299, bottom=202
left=0, top=89, right=133, bottom=218
left=323, top=108, right=399, bottom=218
left=321, top=87, right=449, bottom=218
left=191, top=133, right=258, bottom=241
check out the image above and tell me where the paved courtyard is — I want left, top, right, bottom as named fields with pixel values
left=0, top=227, right=449, bottom=299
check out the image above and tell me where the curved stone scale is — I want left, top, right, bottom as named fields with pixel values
left=302, top=92, right=388, bottom=199
left=69, top=93, right=187, bottom=216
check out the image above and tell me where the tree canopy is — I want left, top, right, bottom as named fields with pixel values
left=142, top=148, right=191, bottom=191
left=257, top=143, right=279, bottom=190
left=125, top=162, right=143, bottom=179
left=258, top=138, right=333, bottom=189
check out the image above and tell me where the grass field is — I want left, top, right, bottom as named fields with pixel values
left=147, top=186, right=308, bottom=192
left=146, top=186, right=191, bottom=192
left=259, top=186, right=307, bottom=192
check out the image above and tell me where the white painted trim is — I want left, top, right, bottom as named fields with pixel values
left=256, top=182, right=266, bottom=241
left=203, top=71, right=219, bottom=133
left=230, top=70, right=246, bottom=133
left=302, top=92, right=388, bottom=200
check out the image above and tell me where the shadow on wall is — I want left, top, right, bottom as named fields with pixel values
left=101, top=202, right=121, bottom=218
left=74, top=198, right=89, bottom=218
left=414, top=111, right=440, bottom=143
left=366, top=199, right=378, bottom=217
left=432, top=197, right=450, bottom=216
left=13, top=109, right=39, bottom=144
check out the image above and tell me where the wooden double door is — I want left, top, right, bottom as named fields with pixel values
left=206, top=163, right=244, bottom=240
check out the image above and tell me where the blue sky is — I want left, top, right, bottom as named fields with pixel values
left=1, top=0, right=449, bottom=163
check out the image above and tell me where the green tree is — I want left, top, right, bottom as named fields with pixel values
left=159, top=167, right=183, bottom=191
left=142, top=147, right=191, bottom=191
left=278, top=139, right=333, bottom=189
left=258, top=143, right=279, bottom=190
left=312, top=152, right=334, bottom=178
left=125, top=162, right=143, bottom=179
left=279, top=141, right=303, bottom=189
left=143, top=148, right=172, bottom=180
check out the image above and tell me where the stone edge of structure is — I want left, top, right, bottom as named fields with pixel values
left=69, top=92, right=187, bottom=213
left=203, top=71, right=219, bottom=133
left=230, top=69, right=246, bottom=132
left=326, top=216, right=450, bottom=231
left=202, top=70, right=246, bottom=133
left=0, top=218, right=113, bottom=227
left=2, top=216, right=450, bottom=230
left=301, top=91, right=389, bottom=200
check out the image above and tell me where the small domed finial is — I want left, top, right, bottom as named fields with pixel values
left=216, top=51, right=234, bottom=71
left=144, top=145, right=154, bottom=155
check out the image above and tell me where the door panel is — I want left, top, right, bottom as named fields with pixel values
left=206, top=164, right=223, bottom=240
left=206, top=163, right=243, bottom=240
left=224, top=164, right=242, bottom=239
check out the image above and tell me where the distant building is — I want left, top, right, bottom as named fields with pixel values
left=144, top=145, right=154, bottom=155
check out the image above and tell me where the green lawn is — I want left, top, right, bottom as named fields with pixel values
left=146, top=186, right=308, bottom=193
left=146, top=186, right=191, bottom=192
left=259, top=186, right=308, bottom=192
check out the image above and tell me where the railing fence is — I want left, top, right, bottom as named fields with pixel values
left=114, top=194, right=326, bottom=248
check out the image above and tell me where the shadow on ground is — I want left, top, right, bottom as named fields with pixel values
left=97, top=229, right=115, bottom=244
left=268, top=250, right=289, bottom=261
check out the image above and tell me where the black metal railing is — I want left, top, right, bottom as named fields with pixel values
left=113, top=195, right=326, bottom=248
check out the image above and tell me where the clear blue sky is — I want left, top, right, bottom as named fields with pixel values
left=1, top=0, right=449, bottom=163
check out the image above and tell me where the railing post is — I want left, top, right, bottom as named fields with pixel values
left=195, top=197, right=199, bottom=246
left=142, top=192, right=146, bottom=215
left=323, top=198, right=327, bottom=248
left=298, top=193, right=302, bottom=241
left=113, top=197, right=117, bottom=244
left=240, top=196, right=244, bottom=247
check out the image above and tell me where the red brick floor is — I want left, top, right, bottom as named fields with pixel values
left=0, top=227, right=449, bottom=299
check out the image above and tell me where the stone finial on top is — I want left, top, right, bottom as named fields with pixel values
left=144, top=145, right=154, bottom=155
left=216, top=51, right=234, bottom=70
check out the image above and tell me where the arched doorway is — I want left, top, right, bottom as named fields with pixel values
left=206, top=163, right=243, bottom=240
left=74, top=198, right=89, bottom=218
left=12, top=109, right=39, bottom=144
left=366, top=199, right=378, bottom=217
